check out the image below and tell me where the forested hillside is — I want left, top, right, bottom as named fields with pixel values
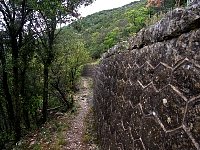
left=70, top=0, right=148, bottom=58
left=68, top=0, right=178, bottom=58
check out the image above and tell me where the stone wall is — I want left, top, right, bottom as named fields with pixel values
left=94, top=2, right=200, bottom=150
left=82, top=64, right=96, bottom=77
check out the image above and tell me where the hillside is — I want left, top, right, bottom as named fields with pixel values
left=68, top=0, right=150, bottom=58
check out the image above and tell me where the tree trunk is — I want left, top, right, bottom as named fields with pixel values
left=20, top=69, right=30, bottom=129
left=42, top=64, right=49, bottom=123
left=0, top=98, right=8, bottom=132
left=42, top=19, right=56, bottom=123
left=176, top=0, right=181, bottom=6
left=0, top=44, right=15, bottom=131
left=51, top=84, right=69, bottom=108
left=11, top=39, right=21, bottom=141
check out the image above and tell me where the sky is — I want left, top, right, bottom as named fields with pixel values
left=79, top=0, right=138, bottom=17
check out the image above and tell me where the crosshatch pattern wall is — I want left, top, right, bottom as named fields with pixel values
left=94, top=2, right=200, bottom=150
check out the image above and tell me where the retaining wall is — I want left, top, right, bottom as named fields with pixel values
left=94, top=2, right=200, bottom=150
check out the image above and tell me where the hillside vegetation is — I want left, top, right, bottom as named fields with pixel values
left=68, top=0, right=149, bottom=58
left=67, top=0, right=179, bottom=58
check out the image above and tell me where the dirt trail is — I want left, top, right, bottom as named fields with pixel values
left=13, top=75, right=97, bottom=150
left=64, top=77, right=96, bottom=150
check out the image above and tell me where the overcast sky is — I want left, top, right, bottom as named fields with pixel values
left=79, top=0, right=138, bottom=17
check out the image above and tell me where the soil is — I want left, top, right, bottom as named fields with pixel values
left=13, top=76, right=98, bottom=150
left=63, top=77, right=98, bottom=150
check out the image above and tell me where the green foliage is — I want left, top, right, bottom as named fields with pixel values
left=69, top=0, right=149, bottom=58
left=53, top=27, right=91, bottom=90
left=47, top=27, right=91, bottom=110
left=0, top=0, right=94, bottom=148
left=69, top=0, right=182, bottom=59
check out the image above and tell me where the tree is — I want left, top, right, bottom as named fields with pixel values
left=0, top=0, right=33, bottom=141
left=19, top=23, right=36, bottom=129
left=32, top=0, right=94, bottom=123
left=0, top=0, right=94, bottom=145
left=147, top=0, right=186, bottom=8
left=52, top=28, right=90, bottom=93
left=0, top=32, right=15, bottom=132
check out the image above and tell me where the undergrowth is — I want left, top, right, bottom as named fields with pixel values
left=13, top=111, right=75, bottom=150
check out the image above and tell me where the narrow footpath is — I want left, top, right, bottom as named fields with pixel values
left=64, top=77, right=97, bottom=150
left=14, top=75, right=98, bottom=150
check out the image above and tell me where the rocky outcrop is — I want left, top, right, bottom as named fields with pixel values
left=94, top=2, right=200, bottom=150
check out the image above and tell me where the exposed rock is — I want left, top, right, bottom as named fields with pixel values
left=94, top=2, right=200, bottom=150
left=101, top=41, right=129, bottom=59
left=130, top=1, right=200, bottom=49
